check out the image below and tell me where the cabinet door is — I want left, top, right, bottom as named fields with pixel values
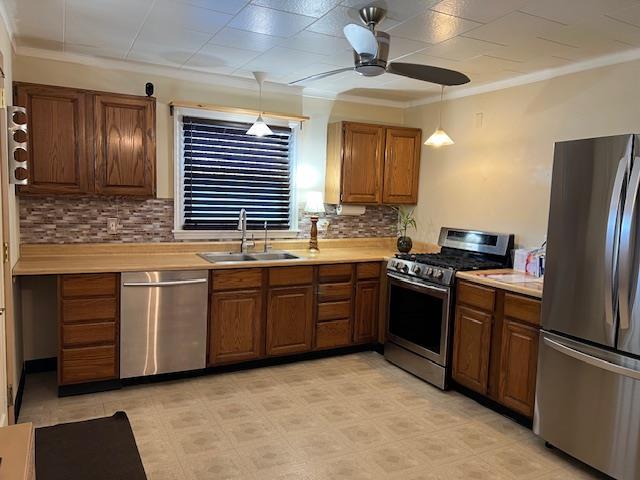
left=94, top=94, right=155, bottom=196
left=382, top=127, right=421, bottom=204
left=341, top=123, right=384, bottom=204
left=354, top=280, right=379, bottom=343
left=210, top=289, right=262, bottom=365
left=267, top=286, right=313, bottom=356
left=452, top=305, right=492, bottom=394
left=498, top=319, right=539, bottom=417
left=15, top=83, right=91, bottom=194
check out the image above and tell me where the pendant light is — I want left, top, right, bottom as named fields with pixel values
left=247, top=71, right=273, bottom=137
left=425, top=85, right=454, bottom=147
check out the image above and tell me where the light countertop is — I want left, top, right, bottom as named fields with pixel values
left=14, top=238, right=439, bottom=276
left=456, top=269, right=543, bottom=299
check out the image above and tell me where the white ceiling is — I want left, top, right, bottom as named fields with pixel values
left=4, top=0, right=640, bottom=103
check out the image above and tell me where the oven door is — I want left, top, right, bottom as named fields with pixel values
left=386, top=272, right=451, bottom=366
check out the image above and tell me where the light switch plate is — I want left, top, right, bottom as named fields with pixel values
left=107, top=217, right=118, bottom=235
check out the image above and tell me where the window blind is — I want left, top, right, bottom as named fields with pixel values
left=182, top=116, right=292, bottom=230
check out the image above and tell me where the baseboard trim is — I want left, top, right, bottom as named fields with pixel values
left=25, top=357, right=57, bottom=374
left=14, top=364, right=26, bottom=423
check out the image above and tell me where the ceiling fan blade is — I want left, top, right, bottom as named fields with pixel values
left=387, top=62, right=470, bottom=86
left=343, top=24, right=378, bottom=57
left=289, top=67, right=355, bottom=85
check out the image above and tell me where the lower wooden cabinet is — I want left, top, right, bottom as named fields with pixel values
left=267, top=285, right=314, bottom=356
left=209, top=289, right=263, bottom=365
left=498, top=319, right=539, bottom=417
left=58, top=273, right=119, bottom=386
left=354, top=280, right=379, bottom=343
left=452, top=280, right=541, bottom=418
left=452, top=305, right=492, bottom=394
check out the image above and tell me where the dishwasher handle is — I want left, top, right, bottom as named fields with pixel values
left=122, top=278, right=208, bottom=287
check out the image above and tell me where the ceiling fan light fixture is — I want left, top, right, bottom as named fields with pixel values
left=425, top=85, right=454, bottom=147
left=247, top=114, right=273, bottom=137
left=247, top=72, right=273, bottom=137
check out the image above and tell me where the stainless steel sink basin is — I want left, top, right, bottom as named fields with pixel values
left=250, top=252, right=300, bottom=261
left=197, top=252, right=257, bottom=263
left=197, top=251, right=300, bottom=263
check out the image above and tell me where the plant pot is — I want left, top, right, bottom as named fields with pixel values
left=397, top=236, right=413, bottom=253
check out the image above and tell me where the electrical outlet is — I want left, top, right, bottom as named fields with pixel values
left=107, top=217, right=118, bottom=235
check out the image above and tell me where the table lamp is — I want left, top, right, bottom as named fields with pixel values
left=304, top=191, right=325, bottom=252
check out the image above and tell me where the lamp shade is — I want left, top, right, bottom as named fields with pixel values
left=246, top=114, right=273, bottom=137
left=304, top=191, right=325, bottom=214
left=424, top=127, right=454, bottom=147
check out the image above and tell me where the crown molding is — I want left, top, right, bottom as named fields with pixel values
left=406, top=46, right=640, bottom=108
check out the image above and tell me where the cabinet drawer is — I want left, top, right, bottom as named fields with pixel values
left=318, top=264, right=353, bottom=283
left=356, top=262, right=381, bottom=280
left=62, top=297, right=117, bottom=323
left=60, top=345, right=117, bottom=385
left=318, top=301, right=351, bottom=322
left=61, top=274, right=117, bottom=298
left=457, top=281, right=496, bottom=312
left=504, top=293, right=541, bottom=326
left=317, top=283, right=352, bottom=302
left=62, top=322, right=116, bottom=347
left=316, top=320, right=351, bottom=349
left=212, top=269, right=263, bottom=291
left=269, top=266, right=313, bottom=286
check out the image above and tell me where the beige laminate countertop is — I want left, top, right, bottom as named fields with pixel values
left=456, top=269, right=544, bottom=299
left=14, top=238, right=439, bottom=276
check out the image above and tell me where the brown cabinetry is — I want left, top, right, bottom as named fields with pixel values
left=325, top=121, right=421, bottom=205
left=58, top=273, right=119, bottom=385
left=353, top=262, right=381, bottom=344
left=452, top=280, right=541, bottom=418
left=14, top=82, right=156, bottom=197
left=267, top=285, right=314, bottom=356
left=314, top=263, right=354, bottom=351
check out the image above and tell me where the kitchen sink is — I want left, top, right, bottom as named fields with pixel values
left=198, top=251, right=300, bottom=263
left=250, top=252, right=300, bottom=261
left=197, top=252, right=257, bottom=263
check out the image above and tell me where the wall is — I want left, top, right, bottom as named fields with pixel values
left=405, top=58, right=640, bottom=248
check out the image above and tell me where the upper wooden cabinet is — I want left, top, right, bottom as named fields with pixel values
left=325, top=121, right=421, bottom=205
left=94, top=94, right=156, bottom=196
left=14, top=82, right=156, bottom=197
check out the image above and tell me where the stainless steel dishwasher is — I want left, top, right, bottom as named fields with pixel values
left=120, top=270, right=208, bottom=378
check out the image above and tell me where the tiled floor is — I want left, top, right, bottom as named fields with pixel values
left=19, top=352, right=605, bottom=480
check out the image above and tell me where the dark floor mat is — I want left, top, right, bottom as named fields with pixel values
left=35, top=411, right=147, bottom=480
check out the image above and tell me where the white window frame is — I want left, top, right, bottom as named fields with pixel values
left=173, top=107, right=300, bottom=240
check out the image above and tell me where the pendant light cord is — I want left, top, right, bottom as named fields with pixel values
left=438, top=85, right=444, bottom=128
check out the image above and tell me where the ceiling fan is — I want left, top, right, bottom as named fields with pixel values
left=290, top=6, right=471, bottom=87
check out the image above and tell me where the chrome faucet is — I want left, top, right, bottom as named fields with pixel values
left=238, top=209, right=255, bottom=253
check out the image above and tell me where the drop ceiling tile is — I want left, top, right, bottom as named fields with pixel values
left=238, top=46, right=334, bottom=75
left=339, top=0, right=440, bottom=22
left=519, top=0, right=639, bottom=26
left=431, top=0, right=529, bottom=24
left=176, top=0, right=249, bottom=14
left=507, top=55, right=572, bottom=74
left=388, top=10, right=482, bottom=44
left=307, top=5, right=399, bottom=37
left=388, top=36, right=430, bottom=60
left=184, top=43, right=260, bottom=72
left=228, top=4, right=315, bottom=37
left=8, top=0, right=64, bottom=48
left=251, top=0, right=341, bottom=18
left=209, top=27, right=283, bottom=51
left=458, top=54, right=524, bottom=75
left=129, top=24, right=211, bottom=66
left=278, top=62, right=354, bottom=83
left=65, top=0, right=152, bottom=58
left=279, top=31, right=354, bottom=63
left=146, top=0, right=233, bottom=34
left=584, top=16, right=640, bottom=46
left=606, top=3, right=640, bottom=28
left=392, top=51, right=465, bottom=71
left=539, top=24, right=636, bottom=55
left=462, top=11, right=565, bottom=45
left=420, top=35, right=503, bottom=61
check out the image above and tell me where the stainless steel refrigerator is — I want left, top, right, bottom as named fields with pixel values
left=535, top=134, right=640, bottom=480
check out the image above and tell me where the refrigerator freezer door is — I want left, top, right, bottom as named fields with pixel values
left=534, top=331, right=640, bottom=480
left=542, top=135, right=633, bottom=348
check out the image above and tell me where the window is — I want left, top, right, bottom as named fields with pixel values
left=174, top=109, right=299, bottom=239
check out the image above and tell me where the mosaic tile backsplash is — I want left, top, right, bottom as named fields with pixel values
left=19, top=196, right=399, bottom=244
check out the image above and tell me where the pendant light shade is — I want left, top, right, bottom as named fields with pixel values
left=425, top=85, right=453, bottom=147
left=247, top=72, right=273, bottom=137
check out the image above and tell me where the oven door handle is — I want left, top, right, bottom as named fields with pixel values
left=387, top=272, right=448, bottom=293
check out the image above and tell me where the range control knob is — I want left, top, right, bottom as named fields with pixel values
left=427, top=268, right=433, bottom=276
left=434, top=270, right=443, bottom=279
left=414, top=267, right=422, bottom=275
left=395, top=262, right=403, bottom=271
left=401, top=265, right=409, bottom=273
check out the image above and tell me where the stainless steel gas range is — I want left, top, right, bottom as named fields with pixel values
left=385, top=227, right=514, bottom=389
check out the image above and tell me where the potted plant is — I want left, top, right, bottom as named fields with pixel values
left=393, top=206, right=417, bottom=253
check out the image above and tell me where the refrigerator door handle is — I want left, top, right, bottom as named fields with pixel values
left=619, top=156, right=640, bottom=331
left=544, top=337, right=640, bottom=380
left=604, top=155, right=628, bottom=326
